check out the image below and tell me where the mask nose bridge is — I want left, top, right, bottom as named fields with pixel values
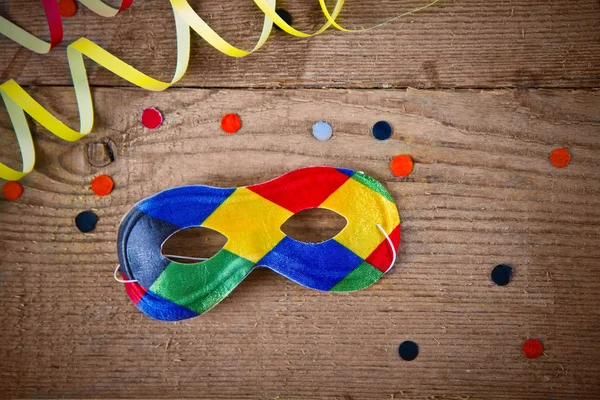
left=199, top=186, right=294, bottom=264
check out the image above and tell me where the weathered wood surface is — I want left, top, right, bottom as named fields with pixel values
left=1, top=0, right=599, bottom=88
left=1, top=88, right=599, bottom=399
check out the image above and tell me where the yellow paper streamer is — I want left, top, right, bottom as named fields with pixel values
left=0, top=0, right=442, bottom=181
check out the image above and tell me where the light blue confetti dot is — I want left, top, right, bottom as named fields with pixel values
left=312, top=121, right=333, bottom=141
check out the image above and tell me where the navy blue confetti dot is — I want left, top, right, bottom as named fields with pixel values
left=75, top=211, right=98, bottom=233
left=274, top=9, right=292, bottom=31
left=372, top=121, right=393, bottom=140
left=491, top=264, right=513, bottom=286
left=398, top=340, right=419, bottom=361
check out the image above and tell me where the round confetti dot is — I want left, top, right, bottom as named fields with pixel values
left=390, top=155, right=413, bottom=177
left=274, top=9, right=293, bottom=30
left=75, top=211, right=98, bottom=233
left=491, top=264, right=513, bottom=286
left=57, top=0, right=78, bottom=18
left=141, top=108, right=163, bottom=129
left=372, top=121, right=393, bottom=140
left=522, top=339, right=544, bottom=359
left=398, top=340, right=419, bottom=361
left=549, top=147, right=571, bottom=168
left=221, top=113, right=242, bottom=134
left=312, top=121, right=333, bottom=141
left=2, top=181, right=23, bottom=201
left=91, top=175, right=114, bottom=197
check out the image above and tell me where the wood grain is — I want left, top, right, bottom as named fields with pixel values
left=1, top=0, right=599, bottom=89
left=1, top=88, right=599, bottom=399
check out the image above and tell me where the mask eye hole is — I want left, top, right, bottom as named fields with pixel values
left=281, top=208, right=347, bottom=244
left=161, top=227, right=227, bottom=264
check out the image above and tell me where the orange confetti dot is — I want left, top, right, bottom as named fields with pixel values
left=221, top=113, right=242, bottom=134
left=2, top=181, right=23, bottom=201
left=390, top=155, right=414, bottom=177
left=549, top=148, right=571, bottom=168
left=91, top=175, right=114, bottom=196
left=57, top=0, right=78, bottom=18
left=522, top=339, right=544, bottom=359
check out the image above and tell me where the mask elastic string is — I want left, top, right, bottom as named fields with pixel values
left=114, top=255, right=210, bottom=284
left=114, top=264, right=139, bottom=284
left=375, top=223, right=397, bottom=273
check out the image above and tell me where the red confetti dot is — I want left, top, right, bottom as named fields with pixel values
left=91, top=175, right=114, bottom=197
left=390, top=155, right=414, bottom=177
left=2, top=181, right=24, bottom=201
left=549, top=148, right=571, bottom=168
left=141, top=108, right=163, bottom=129
left=57, top=0, right=78, bottom=18
left=221, top=113, right=242, bottom=134
left=522, top=339, right=544, bottom=359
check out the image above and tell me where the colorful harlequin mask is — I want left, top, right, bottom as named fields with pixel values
left=116, top=166, right=400, bottom=321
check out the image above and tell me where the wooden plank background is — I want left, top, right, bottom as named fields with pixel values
left=1, top=0, right=600, bottom=399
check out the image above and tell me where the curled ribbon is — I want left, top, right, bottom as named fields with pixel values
left=0, top=0, right=441, bottom=181
left=0, top=0, right=63, bottom=54
left=0, top=0, right=134, bottom=54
